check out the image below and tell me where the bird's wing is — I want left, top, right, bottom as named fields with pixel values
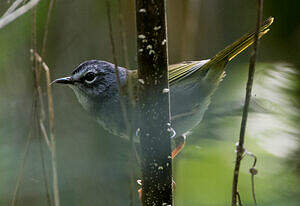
left=126, top=61, right=208, bottom=86
left=168, top=60, right=209, bottom=85
left=168, top=17, right=274, bottom=85
left=128, top=17, right=273, bottom=86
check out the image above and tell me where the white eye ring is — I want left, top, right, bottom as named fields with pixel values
left=84, top=72, right=96, bottom=84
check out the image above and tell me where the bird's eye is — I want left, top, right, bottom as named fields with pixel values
left=84, top=72, right=96, bottom=83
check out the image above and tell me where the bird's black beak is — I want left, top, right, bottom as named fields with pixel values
left=50, top=76, right=74, bottom=85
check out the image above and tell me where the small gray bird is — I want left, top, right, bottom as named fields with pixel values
left=52, top=18, right=273, bottom=152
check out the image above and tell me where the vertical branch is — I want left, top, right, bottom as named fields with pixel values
left=231, top=1, right=263, bottom=206
left=136, top=1, right=172, bottom=206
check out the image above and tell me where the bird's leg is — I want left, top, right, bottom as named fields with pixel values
left=137, top=135, right=186, bottom=201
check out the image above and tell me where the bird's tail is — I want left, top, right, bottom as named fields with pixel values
left=203, top=17, right=274, bottom=68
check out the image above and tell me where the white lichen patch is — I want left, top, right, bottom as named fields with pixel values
left=139, top=8, right=146, bottom=13
left=163, top=88, right=169, bottom=93
left=146, top=45, right=153, bottom=50
left=161, top=39, right=167, bottom=45
left=149, top=50, right=155, bottom=55
left=138, top=34, right=146, bottom=39
left=158, top=166, right=163, bottom=170
left=154, top=26, right=161, bottom=31
left=137, top=180, right=142, bottom=185
left=139, top=48, right=143, bottom=52
left=138, top=79, right=145, bottom=84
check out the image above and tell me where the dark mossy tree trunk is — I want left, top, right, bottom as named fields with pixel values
left=135, top=0, right=173, bottom=205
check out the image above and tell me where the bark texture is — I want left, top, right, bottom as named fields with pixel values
left=136, top=0, right=172, bottom=205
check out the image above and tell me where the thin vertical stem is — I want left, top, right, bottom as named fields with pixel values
left=38, top=0, right=60, bottom=205
left=33, top=51, right=60, bottom=206
left=106, top=2, right=136, bottom=206
left=251, top=173, right=257, bottom=205
left=45, top=65, right=60, bottom=206
left=41, top=0, right=56, bottom=58
left=231, top=1, right=263, bottom=205
left=105, top=0, right=132, bottom=146
left=32, top=8, right=52, bottom=206
left=37, top=112, right=53, bottom=206
left=11, top=99, right=36, bottom=206
left=117, top=1, right=137, bottom=205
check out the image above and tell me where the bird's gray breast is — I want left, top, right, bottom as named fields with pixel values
left=94, top=93, right=130, bottom=138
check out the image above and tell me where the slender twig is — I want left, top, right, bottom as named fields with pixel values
left=106, top=3, right=138, bottom=204
left=246, top=151, right=258, bottom=206
left=11, top=132, right=33, bottom=206
left=31, top=1, right=59, bottom=204
left=37, top=115, right=53, bottom=206
left=117, top=0, right=135, bottom=107
left=11, top=100, right=36, bottom=206
left=40, top=120, right=52, bottom=149
left=116, top=1, right=137, bottom=205
left=0, top=0, right=41, bottom=30
left=231, top=1, right=263, bottom=206
left=105, top=0, right=132, bottom=144
left=32, top=50, right=60, bottom=206
left=2, top=0, right=24, bottom=17
left=31, top=9, right=52, bottom=206
left=251, top=171, right=257, bottom=205
left=41, top=0, right=56, bottom=58
left=106, top=1, right=122, bottom=89
left=31, top=8, right=37, bottom=64
left=117, top=1, right=130, bottom=72
left=236, top=192, right=242, bottom=206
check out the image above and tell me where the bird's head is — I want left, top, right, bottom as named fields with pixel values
left=52, top=60, right=126, bottom=111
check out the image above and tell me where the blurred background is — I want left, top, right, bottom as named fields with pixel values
left=0, top=0, right=299, bottom=205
